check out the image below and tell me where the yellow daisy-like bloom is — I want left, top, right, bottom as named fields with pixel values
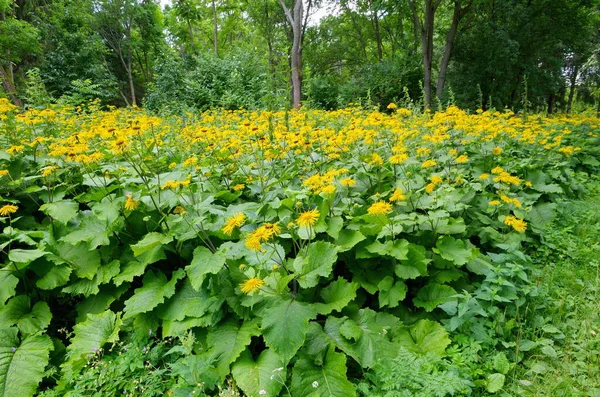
left=479, top=173, right=490, bottom=180
left=489, top=200, right=501, bottom=206
left=387, top=102, right=398, bottom=110
left=491, top=166, right=504, bottom=175
left=263, top=222, right=281, bottom=237
left=244, top=236, right=262, bottom=252
left=425, top=183, right=436, bottom=194
left=168, top=162, right=177, bottom=169
left=525, top=181, right=533, bottom=188
left=297, top=209, right=320, bottom=227
left=124, top=194, right=140, bottom=211
left=0, top=170, right=9, bottom=177
left=455, top=155, right=469, bottom=163
left=430, top=175, right=443, bottom=185
left=389, top=153, right=409, bottom=164
left=321, top=185, right=336, bottom=194
left=240, top=277, right=265, bottom=294
left=492, top=147, right=503, bottom=155
left=389, top=188, right=406, bottom=202
left=222, top=213, right=246, bottom=235
left=367, top=201, right=392, bottom=215
left=340, top=178, right=356, bottom=187
left=0, top=204, right=18, bottom=216
left=421, top=160, right=437, bottom=169
left=233, top=184, right=245, bottom=191
left=173, top=206, right=187, bottom=215
left=504, top=216, right=527, bottom=232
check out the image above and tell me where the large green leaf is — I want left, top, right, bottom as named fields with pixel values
left=61, top=216, right=112, bottom=249
left=0, top=296, right=51, bottom=335
left=0, top=328, right=53, bottom=397
left=54, top=241, right=101, bottom=279
left=393, top=319, right=450, bottom=356
left=395, top=243, right=430, bottom=279
left=377, top=276, right=407, bottom=308
left=156, top=278, right=223, bottom=321
left=0, top=269, right=18, bottom=304
left=231, top=349, right=286, bottom=397
left=413, top=283, right=457, bottom=312
left=527, top=202, right=557, bottom=231
left=131, top=232, right=172, bottom=257
left=75, top=284, right=129, bottom=322
left=293, top=241, right=338, bottom=288
left=35, top=264, right=72, bottom=290
left=186, top=246, right=226, bottom=290
left=432, top=236, right=475, bottom=266
left=123, top=269, right=185, bottom=319
left=314, top=278, right=359, bottom=315
left=8, top=249, right=46, bottom=268
left=63, top=310, right=122, bottom=374
left=40, top=200, right=79, bottom=224
left=261, top=298, right=316, bottom=363
left=335, top=229, right=366, bottom=252
left=291, top=346, right=356, bottom=397
left=364, top=239, right=409, bottom=261
left=207, top=318, right=261, bottom=377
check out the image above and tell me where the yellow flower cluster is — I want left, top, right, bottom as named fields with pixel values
left=504, top=216, right=527, bottom=232
left=222, top=213, right=246, bottom=235
left=244, top=222, right=281, bottom=251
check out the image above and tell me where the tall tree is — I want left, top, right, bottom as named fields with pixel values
left=279, top=0, right=306, bottom=108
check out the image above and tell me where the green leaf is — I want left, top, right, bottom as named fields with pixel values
left=326, top=216, right=344, bottom=239
left=157, top=278, right=223, bottom=321
left=291, top=346, right=356, bottom=397
left=40, top=200, right=79, bottom=224
left=527, top=202, right=557, bottom=231
left=377, top=276, right=407, bottom=308
left=293, top=241, right=338, bottom=288
left=207, top=318, right=261, bottom=377
left=55, top=241, right=101, bottom=280
left=365, top=239, right=409, bottom=261
left=0, top=296, right=52, bottom=336
left=493, top=352, right=510, bottom=374
left=394, top=319, right=450, bottom=356
left=335, top=229, right=366, bottom=252
left=35, top=264, right=72, bottom=290
left=486, top=373, right=505, bottom=393
left=0, top=269, right=18, bottom=304
left=75, top=284, right=129, bottom=322
left=231, top=349, right=286, bottom=397
left=413, top=283, right=457, bottom=312
left=63, top=310, right=122, bottom=374
left=113, top=261, right=147, bottom=286
left=61, top=216, right=111, bottom=249
left=433, top=236, right=475, bottom=266
left=186, top=246, right=227, bottom=290
left=314, top=278, right=359, bottom=315
left=131, top=232, right=172, bottom=257
left=8, top=249, right=46, bottom=265
left=0, top=328, right=53, bottom=397
left=261, top=298, right=316, bottom=363
left=395, top=243, right=430, bottom=279
left=123, top=270, right=185, bottom=319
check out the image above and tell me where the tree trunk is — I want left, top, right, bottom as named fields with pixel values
left=547, top=93, right=555, bottom=114
left=280, top=0, right=303, bottom=109
left=409, top=0, right=438, bottom=109
left=212, top=0, right=219, bottom=57
left=0, top=62, right=22, bottom=107
left=436, top=1, right=462, bottom=98
left=371, top=1, right=383, bottom=62
left=566, top=63, right=579, bottom=114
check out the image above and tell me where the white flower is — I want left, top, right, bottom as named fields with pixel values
left=259, top=390, right=267, bottom=395
left=312, top=381, right=319, bottom=388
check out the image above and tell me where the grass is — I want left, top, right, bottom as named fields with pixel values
left=506, top=176, right=600, bottom=396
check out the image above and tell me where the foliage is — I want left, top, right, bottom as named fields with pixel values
left=0, top=103, right=599, bottom=396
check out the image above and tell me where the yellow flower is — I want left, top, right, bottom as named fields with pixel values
left=173, top=206, right=187, bottom=215
left=430, top=175, right=443, bottom=185
left=489, top=200, right=501, bottom=206
left=389, top=188, right=406, bottom=202
left=222, top=213, right=246, bottom=235
left=321, top=185, right=336, bottom=194
left=0, top=204, right=18, bottom=216
left=297, top=209, right=320, bottom=227
left=492, top=147, right=503, bottom=155
left=389, top=153, right=409, bottom=164
left=233, top=184, right=245, bottom=191
left=479, top=173, right=490, bottom=180
left=491, top=166, right=504, bottom=175
left=387, top=102, right=398, bottom=110
left=340, top=178, right=356, bottom=187
left=455, top=154, right=469, bottom=164
left=168, top=162, right=177, bottom=169
left=124, top=194, right=140, bottom=211
left=240, top=277, right=265, bottom=294
left=421, top=160, right=437, bottom=169
left=368, top=201, right=392, bottom=215
left=504, top=216, right=527, bottom=232
left=425, top=183, right=436, bottom=193
left=244, top=236, right=262, bottom=251
left=525, top=181, right=533, bottom=188
left=0, top=170, right=9, bottom=177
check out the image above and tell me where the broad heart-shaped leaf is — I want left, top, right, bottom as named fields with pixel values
left=8, top=249, right=46, bottom=267
left=75, top=284, right=129, bottom=323
left=131, top=232, right=172, bottom=257
left=186, top=246, right=227, bottom=290
left=413, top=283, right=457, bottom=312
left=156, top=278, right=224, bottom=321
left=123, top=269, right=185, bottom=319
left=395, top=243, right=430, bottom=279
left=324, top=309, right=399, bottom=368
left=61, top=216, right=112, bottom=249
left=261, top=298, right=317, bottom=363
left=0, top=328, right=53, bottom=397
left=527, top=202, right=557, bottom=231
left=207, top=318, right=261, bottom=378
left=40, top=200, right=79, bottom=224
left=63, top=310, right=122, bottom=376
left=314, top=278, right=359, bottom=315
left=0, top=269, right=18, bottom=304
left=34, top=261, right=72, bottom=290
left=231, top=349, right=286, bottom=397
left=291, top=345, right=356, bottom=397
left=0, top=296, right=52, bottom=335
left=335, top=229, right=366, bottom=252
left=486, top=373, right=506, bottom=393
left=432, top=236, right=475, bottom=266
left=393, top=319, right=450, bottom=356
left=54, top=241, right=101, bottom=280
left=377, top=276, right=407, bottom=308
left=365, top=239, right=409, bottom=261
left=293, top=241, right=338, bottom=288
